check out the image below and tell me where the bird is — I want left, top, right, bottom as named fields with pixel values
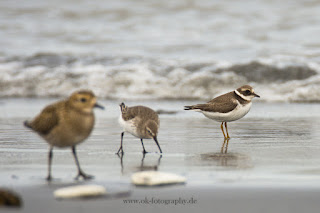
left=24, top=90, right=104, bottom=181
left=184, top=85, right=260, bottom=139
left=117, top=103, right=162, bottom=154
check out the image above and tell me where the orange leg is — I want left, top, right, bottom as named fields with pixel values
left=220, top=138, right=226, bottom=153
left=224, top=138, right=230, bottom=153
left=220, top=122, right=227, bottom=139
left=224, top=122, right=230, bottom=139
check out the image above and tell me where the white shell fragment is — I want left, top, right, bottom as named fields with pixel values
left=54, top=185, right=107, bottom=199
left=131, top=171, right=186, bottom=186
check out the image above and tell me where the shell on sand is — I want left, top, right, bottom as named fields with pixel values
left=131, top=171, right=186, bottom=186
left=54, top=185, right=107, bottom=199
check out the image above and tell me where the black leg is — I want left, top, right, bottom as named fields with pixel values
left=140, top=152, right=146, bottom=169
left=117, top=132, right=125, bottom=154
left=116, top=152, right=124, bottom=174
left=72, top=146, right=93, bottom=180
left=46, top=146, right=53, bottom=181
left=153, top=137, right=162, bottom=153
left=140, top=139, right=148, bottom=154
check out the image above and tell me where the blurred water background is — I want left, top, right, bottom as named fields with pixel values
left=1, top=0, right=320, bottom=101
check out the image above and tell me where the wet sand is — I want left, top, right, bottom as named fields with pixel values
left=1, top=99, right=320, bottom=212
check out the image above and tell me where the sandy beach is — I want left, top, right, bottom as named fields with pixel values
left=1, top=99, right=320, bottom=212
left=1, top=0, right=320, bottom=212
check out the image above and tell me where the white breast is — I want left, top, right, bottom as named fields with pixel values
left=118, top=115, right=140, bottom=138
left=202, top=102, right=252, bottom=122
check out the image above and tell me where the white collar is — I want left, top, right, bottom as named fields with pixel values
left=234, top=89, right=251, bottom=101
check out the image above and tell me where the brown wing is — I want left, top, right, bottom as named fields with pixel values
left=27, top=104, right=59, bottom=135
left=185, top=92, right=238, bottom=113
left=121, top=107, right=137, bottom=121
left=137, top=106, right=159, bottom=124
left=122, top=106, right=159, bottom=124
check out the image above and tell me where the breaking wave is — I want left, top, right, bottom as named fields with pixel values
left=1, top=53, right=320, bottom=102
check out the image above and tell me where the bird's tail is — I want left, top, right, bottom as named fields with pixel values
left=119, top=102, right=128, bottom=113
left=184, top=105, right=194, bottom=110
left=184, top=104, right=207, bottom=112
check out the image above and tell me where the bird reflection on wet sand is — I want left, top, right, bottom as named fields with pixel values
left=200, top=139, right=252, bottom=168
left=201, top=152, right=252, bottom=168
left=220, top=138, right=230, bottom=154
left=116, top=153, right=162, bottom=174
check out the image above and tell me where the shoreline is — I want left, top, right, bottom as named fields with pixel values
left=1, top=100, right=320, bottom=212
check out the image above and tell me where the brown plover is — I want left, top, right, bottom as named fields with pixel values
left=24, top=90, right=104, bottom=181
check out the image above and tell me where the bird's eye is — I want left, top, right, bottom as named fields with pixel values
left=147, top=129, right=153, bottom=136
left=80, top=98, right=87, bottom=102
left=245, top=90, right=251, bottom=95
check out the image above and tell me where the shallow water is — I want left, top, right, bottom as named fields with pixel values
left=1, top=99, right=320, bottom=188
left=1, top=0, right=320, bottom=61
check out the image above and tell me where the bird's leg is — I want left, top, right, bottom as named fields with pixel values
left=117, top=151, right=124, bottom=174
left=140, top=152, right=146, bottom=169
left=225, top=138, right=230, bottom=154
left=220, top=122, right=227, bottom=139
left=140, top=139, right=148, bottom=154
left=116, top=132, right=125, bottom=154
left=224, top=122, right=230, bottom=139
left=72, top=146, right=94, bottom=180
left=153, top=137, right=162, bottom=154
left=46, top=146, right=53, bottom=181
left=220, top=138, right=226, bottom=154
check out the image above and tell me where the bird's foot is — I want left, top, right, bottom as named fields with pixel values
left=116, top=147, right=124, bottom=155
left=116, top=151, right=124, bottom=156
left=46, top=175, right=52, bottom=182
left=75, top=171, right=94, bottom=180
left=142, top=150, right=149, bottom=154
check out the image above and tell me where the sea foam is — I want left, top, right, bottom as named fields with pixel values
left=0, top=54, right=319, bottom=102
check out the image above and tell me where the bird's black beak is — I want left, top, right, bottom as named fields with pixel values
left=153, top=137, right=162, bottom=154
left=94, top=103, right=105, bottom=110
left=253, top=93, right=260, bottom=98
